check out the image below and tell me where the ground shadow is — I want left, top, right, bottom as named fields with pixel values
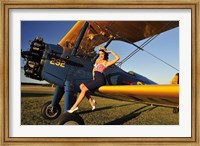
left=78, top=103, right=133, bottom=114
left=21, top=93, right=53, bottom=97
left=104, top=105, right=158, bottom=125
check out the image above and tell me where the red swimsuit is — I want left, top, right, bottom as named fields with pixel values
left=84, top=62, right=107, bottom=91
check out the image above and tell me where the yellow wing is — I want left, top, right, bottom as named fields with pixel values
left=58, top=21, right=179, bottom=59
left=98, top=84, right=179, bottom=107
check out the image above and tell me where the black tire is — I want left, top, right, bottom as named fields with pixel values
left=41, top=101, right=61, bottom=120
left=173, top=107, right=179, bottom=113
left=57, top=113, right=85, bottom=125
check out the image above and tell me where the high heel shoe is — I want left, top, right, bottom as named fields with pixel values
left=67, top=107, right=78, bottom=113
left=92, top=106, right=95, bottom=111
left=91, top=100, right=96, bottom=111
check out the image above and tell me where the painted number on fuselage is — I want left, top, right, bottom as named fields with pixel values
left=50, top=57, right=65, bottom=68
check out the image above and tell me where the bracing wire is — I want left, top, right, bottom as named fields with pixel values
left=117, top=21, right=179, bottom=71
left=143, top=49, right=179, bottom=71
left=117, top=22, right=172, bottom=66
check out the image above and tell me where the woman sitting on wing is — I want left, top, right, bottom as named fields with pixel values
left=67, top=46, right=120, bottom=113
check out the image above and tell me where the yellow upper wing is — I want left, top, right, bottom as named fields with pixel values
left=58, top=21, right=179, bottom=59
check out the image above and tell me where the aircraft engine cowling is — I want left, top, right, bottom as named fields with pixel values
left=21, top=37, right=45, bottom=80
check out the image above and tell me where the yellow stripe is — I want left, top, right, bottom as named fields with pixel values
left=98, top=84, right=179, bottom=99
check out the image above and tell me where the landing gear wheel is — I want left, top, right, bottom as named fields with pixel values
left=41, top=101, right=61, bottom=120
left=57, top=113, right=85, bottom=125
left=173, top=107, right=179, bottom=113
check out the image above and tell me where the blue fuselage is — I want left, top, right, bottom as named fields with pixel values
left=41, top=44, right=156, bottom=93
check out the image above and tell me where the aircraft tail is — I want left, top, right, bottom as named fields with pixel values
left=170, top=73, right=179, bottom=84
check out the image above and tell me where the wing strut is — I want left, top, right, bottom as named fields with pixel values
left=104, top=37, right=113, bottom=48
left=71, top=21, right=89, bottom=56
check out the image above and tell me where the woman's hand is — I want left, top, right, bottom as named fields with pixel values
left=105, top=50, right=112, bottom=54
left=104, top=50, right=120, bottom=67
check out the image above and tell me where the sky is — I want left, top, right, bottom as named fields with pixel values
left=21, top=21, right=179, bottom=84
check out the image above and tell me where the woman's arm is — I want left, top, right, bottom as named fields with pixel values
left=92, top=58, right=99, bottom=80
left=105, top=50, right=120, bottom=67
left=92, top=68, right=95, bottom=80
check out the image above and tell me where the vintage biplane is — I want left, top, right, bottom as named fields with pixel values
left=21, top=21, right=179, bottom=125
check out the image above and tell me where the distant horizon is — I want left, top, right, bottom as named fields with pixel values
left=21, top=82, right=50, bottom=85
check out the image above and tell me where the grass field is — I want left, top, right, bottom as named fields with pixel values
left=21, top=85, right=179, bottom=125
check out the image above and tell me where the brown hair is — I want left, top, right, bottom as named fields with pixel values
left=99, top=50, right=109, bottom=60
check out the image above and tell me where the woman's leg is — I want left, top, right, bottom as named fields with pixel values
left=85, top=92, right=94, bottom=107
left=85, top=92, right=96, bottom=111
left=69, top=83, right=88, bottom=110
